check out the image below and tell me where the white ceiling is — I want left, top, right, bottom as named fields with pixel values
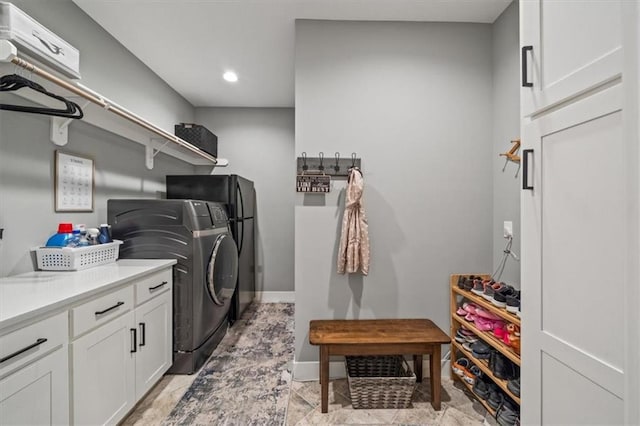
left=73, top=0, right=512, bottom=108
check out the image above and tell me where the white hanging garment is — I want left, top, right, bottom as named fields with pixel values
left=337, top=167, right=370, bottom=275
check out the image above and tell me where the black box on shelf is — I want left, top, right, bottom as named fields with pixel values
left=174, top=123, right=218, bottom=157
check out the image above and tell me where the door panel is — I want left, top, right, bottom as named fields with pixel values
left=135, top=292, right=172, bottom=400
left=521, top=0, right=622, bottom=117
left=541, top=352, right=623, bottom=425
left=521, top=84, right=627, bottom=424
left=541, top=110, right=624, bottom=370
left=238, top=218, right=255, bottom=318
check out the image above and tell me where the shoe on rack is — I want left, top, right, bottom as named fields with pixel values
left=462, top=341, right=473, bottom=352
left=471, top=280, right=485, bottom=295
left=456, top=307, right=467, bottom=316
left=463, top=302, right=479, bottom=315
left=490, top=351, right=517, bottom=381
left=507, top=377, right=520, bottom=397
left=492, top=291, right=508, bottom=308
left=457, top=275, right=467, bottom=289
left=463, top=277, right=475, bottom=291
left=487, top=390, right=505, bottom=410
left=482, top=283, right=498, bottom=302
left=496, top=397, right=519, bottom=426
left=452, top=357, right=471, bottom=377
left=506, top=291, right=520, bottom=314
left=463, top=365, right=482, bottom=385
left=472, top=375, right=496, bottom=400
left=471, top=341, right=492, bottom=359
left=475, top=307, right=501, bottom=320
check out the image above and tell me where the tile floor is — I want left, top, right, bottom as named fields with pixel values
left=122, top=303, right=493, bottom=425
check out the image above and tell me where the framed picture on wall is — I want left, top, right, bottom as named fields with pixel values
left=54, top=150, right=95, bottom=212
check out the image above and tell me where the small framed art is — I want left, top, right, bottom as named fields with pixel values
left=55, top=150, right=94, bottom=212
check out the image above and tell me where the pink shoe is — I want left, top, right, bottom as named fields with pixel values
left=474, top=316, right=493, bottom=331
left=456, top=307, right=467, bottom=316
left=475, top=307, right=501, bottom=320
left=465, top=313, right=476, bottom=322
left=463, top=302, right=478, bottom=315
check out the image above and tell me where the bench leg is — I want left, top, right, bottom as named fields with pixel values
left=430, top=346, right=442, bottom=411
left=413, top=355, right=423, bottom=383
left=320, top=346, right=329, bottom=413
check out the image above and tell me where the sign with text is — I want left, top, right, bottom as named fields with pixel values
left=296, top=174, right=331, bottom=193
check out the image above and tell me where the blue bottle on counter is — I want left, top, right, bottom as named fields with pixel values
left=98, top=224, right=112, bottom=244
left=45, top=223, right=74, bottom=247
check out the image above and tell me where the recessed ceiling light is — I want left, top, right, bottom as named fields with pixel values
left=223, top=71, right=238, bottom=82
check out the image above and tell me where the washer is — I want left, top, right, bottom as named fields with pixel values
left=108, top=199, right=238, bottom=374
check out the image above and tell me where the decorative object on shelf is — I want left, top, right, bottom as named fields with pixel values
left=54, top=150, right=94, bottom=212
left=500, top=138, right=521, bottom=178
left=174, top=123, right=217, bottom=157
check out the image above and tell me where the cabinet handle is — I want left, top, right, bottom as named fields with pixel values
left=95, top=301, right=124, bottom=316
left=522, top=149, right=534, bottom=190
left=522, top=45, right=533, bottom=87
left=149, top=281, right=167, bottom=291
left=0, top=338, right=47, bottom=364
left=130, top=328, right=137, bottom=353
left=139, top=323, right=146, bottom=347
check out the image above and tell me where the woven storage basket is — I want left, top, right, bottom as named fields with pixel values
left=345, top=355, right=416, bottom=409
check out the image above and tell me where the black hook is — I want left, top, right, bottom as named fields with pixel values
left=301, top=152, right=308, bottom=171
left=334, top=152, right=340, bottom=172
left=318, top=152, right=324, bottom=171
left=351, top=152, right=357, bottom=168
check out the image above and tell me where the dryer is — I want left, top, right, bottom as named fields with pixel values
left=108, top=199, right=238, bottom=374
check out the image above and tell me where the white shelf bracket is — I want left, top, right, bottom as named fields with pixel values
left=145, top=138, right=171, bottom=170
left=50, top=101, right=92, bottom=146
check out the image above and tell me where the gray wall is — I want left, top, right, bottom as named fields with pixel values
left=492, top=2, right=521, bottom=286
left=0, top=0, right=196, bottom=276
left=294, top=20, right=494, bottom=363
left=194, top=108, right=295, bottom=293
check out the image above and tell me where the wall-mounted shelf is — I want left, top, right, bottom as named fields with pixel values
left=0, top=40, right=227, bottom=170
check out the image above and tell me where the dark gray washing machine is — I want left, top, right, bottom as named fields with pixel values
left=108, top=199, right=238, bottom=374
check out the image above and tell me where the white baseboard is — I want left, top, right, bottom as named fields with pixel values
left=254, top=291, right=295, bottom=303
left=293, top=357, right=451, bottom=381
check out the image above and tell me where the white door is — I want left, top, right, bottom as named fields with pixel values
left=72, top=311, right=135, bottom=426
left=520, top=0, right=622, bottom=117
left=0, top=347, right=69, bottom=425
left=134, top=291, right=172, bottom=400
left=521, top=83, right=632, bottom=424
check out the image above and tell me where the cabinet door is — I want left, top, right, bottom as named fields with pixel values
left=521, top=84, right=630, bottom=425
left=134, top=290, right=172, bottom=400
left=520, top=0, right=622, bottom=117
left=72, top=311, right=135, bottom=426
left=0, top=347, right=68, bottom=425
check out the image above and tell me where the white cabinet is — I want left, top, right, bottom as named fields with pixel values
left=520, top=2, right=638, bottom=425
left=72, top=311, right=136, bottom=425
left=0, top=313, right=69, bottom=426
left=520, top=0, right=623, bottom=117
left=70, top=268, right=172, bottom=425
left=134, top=286, right=172, bottom=400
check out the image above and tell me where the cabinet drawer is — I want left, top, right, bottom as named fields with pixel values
left=72, top=286, right=133, bottom=338
left=0, top=311, right=68, bottom=376
left=135, top=268, right=172, bottom=306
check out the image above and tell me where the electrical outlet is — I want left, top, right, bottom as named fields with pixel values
left=503, top=221, right=513, bottom=238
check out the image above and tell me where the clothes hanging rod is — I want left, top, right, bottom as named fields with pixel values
left=0, top=41, right=217, bottom=164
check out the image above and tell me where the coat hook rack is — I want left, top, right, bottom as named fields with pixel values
left=500, top=138, right=521, bottom=178
left=297, top=151, right=361, bottom=177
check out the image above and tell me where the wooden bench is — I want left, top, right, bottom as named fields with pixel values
left=309, top=319, right=451, bottom=413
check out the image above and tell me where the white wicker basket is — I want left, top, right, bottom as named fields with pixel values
left=34, top=240, right=123, bottom=271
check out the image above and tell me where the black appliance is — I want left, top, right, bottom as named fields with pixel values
left=108, top=199, right=238, bottom=374
left=166, top=174, right=255, bottom=323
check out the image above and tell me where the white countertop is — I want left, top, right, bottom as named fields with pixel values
left=0, top=259, right=177, bottom=331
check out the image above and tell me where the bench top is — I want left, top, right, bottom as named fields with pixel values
left=309, top=319, right=450, bottom=345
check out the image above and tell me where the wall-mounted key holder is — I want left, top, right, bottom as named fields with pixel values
left=296, top=152, right=362, bottom=177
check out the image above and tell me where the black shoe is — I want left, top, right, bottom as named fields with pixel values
left=472, top=375, right=491, bottom=400
left=496, top=397, right=519, bottom=426
left=490, top=351, right=517, bottom=380
left=487, top=390, right=504, bottom=410
left=507, top=377, right=520, bottom=397
left=457, top=275, right=466, bottom=289
left=471, top=341, right=492, bottom=360
left=463, top=277, right=475, bottom=291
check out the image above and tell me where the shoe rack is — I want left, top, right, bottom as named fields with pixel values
left=449, top=274, right=521, bottom=417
